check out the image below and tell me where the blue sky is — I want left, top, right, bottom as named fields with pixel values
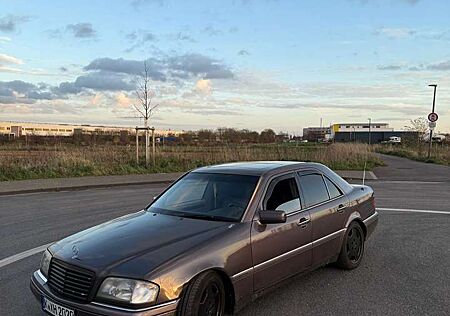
left=1, top=0, right=449, bottom=133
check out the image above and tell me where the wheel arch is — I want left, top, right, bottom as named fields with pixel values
left=345, top=211, right=367, bottom=240
left=180, top=268, right=236, bottom=315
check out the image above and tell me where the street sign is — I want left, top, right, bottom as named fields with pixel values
left=428, top=112, right=438, bottom=122
left=429, top=121, right=436, bottom=130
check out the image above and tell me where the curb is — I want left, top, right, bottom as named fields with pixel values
left=0, top=179, right=177, bottom=196
left=0, top=170, right=377, bottom=196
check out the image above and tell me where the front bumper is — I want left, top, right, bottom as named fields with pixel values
left=30, top=270, right=178, bottom=316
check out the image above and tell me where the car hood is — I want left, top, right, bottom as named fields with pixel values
left=49, top=210, right=231, bottom=277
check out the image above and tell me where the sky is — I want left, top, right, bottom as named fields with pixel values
left=0, top=0, right=449, bottom=134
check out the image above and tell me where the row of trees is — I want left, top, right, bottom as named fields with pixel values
left=178, top=128, right=290, bottom=144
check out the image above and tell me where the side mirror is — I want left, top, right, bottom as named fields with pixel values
left=258, top=210, right=287, bottom=224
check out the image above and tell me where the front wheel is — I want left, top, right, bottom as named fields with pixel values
left=178, top=271, right=226, bottom=316
left=336, top=222, right=365, bottom=269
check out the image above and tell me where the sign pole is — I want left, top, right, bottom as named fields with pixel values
left=427, top=84, right=437, bottom=159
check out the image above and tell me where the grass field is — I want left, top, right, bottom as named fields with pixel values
left=0, top=143, right=382, bottom=181
left=375, top=144, right=450, bottom=166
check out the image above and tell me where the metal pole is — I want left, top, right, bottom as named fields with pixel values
left=428, top=84, right=437, bottom=159
left=368, top=118, right=372, bottom=145
left=152, top=127, right=156, bottom=166
left=135, top=127, right=139, bottom=164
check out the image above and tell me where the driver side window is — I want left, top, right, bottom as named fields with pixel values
left=265, top=177, right=301, bottom=214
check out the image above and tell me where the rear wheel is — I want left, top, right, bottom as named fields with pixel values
left=178, top=271, right=226, bottom=316
left=336, top=222, right=365, bottom=269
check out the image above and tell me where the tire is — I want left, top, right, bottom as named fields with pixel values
left=178, top=271, right=226, bottom=316
left=335, top=221, right=365, bottom=269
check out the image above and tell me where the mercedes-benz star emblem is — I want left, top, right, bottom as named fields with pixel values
left=71, top=244, right=80, bottom=259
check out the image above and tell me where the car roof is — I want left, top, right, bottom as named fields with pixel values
left=193, top=161, right=310, bottom=176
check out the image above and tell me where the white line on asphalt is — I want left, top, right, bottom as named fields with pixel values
left=370, top=180, right=446, bottom=184
left=0, top=243, right=52, bottom=269
left=1, top=206, right=449, bottom=270
left=377, top=207, right=450, bottom=215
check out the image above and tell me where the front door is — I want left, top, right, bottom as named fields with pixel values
left=251, top=173, right=312, bottom=292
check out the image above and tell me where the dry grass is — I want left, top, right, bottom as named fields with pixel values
left=0, top=143, right=382, bottom=181
left=375, top=144, right=450, bottom=166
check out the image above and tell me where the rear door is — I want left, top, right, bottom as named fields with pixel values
left=251, top=173, right=312, bottom=292
left=297, top=171, right=349, bottom=264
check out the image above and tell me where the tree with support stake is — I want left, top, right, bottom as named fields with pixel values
left=133, top=61, right=159, bottom=167
left=135, top=127, right=156, bottom=166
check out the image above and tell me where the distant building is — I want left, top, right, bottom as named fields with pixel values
left=0, top=121, right=182, bottom=138
left=329, top=123, right=417, bottom=143
left=302, top=127, right=330, bottom=142
left=330, top=123, right=393, bottom=138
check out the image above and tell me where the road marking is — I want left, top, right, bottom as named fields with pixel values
left=369, top=180, right=446, bottom=184
left=1, top=206, right=448, bottom=270
left=377, top=207, right=450, bottom=215
left=0, top=243, right=52, bottom=269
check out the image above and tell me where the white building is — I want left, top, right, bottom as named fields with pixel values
left=0, top=121, right=183, bottom=138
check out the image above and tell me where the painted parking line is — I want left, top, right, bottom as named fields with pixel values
left=377, top=207, right=450, bottom=215
left=1, top=207, right=448, bottom=270
left=0, top=243, right=52, bottom=269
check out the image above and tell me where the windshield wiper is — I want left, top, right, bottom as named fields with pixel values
left=176, top=212, right=236, bottom=222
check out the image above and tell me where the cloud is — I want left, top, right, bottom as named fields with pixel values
left=194, top=79, right=212, bottom=95
left=124, top=30, right=157, bottom=52
left=237, top=49, right=250, bottom=56
left=0, top=15, right=30, bottom=33
left=0, top=53, right=23, bottom=65
left=0, top=80, right=61, bottom=104
left=57, top=72, right=135, bottom=93
left=85, top=54, right=234, bottom=81
left=427, top=60, right=450, bottom=71
left=377, top=64, right=403, bottom=71
left=204, top=26, right=222, bottom=36
left=175, top=32, right=196, bottom=42
left=66, top=23, right=97, bottom=38
left=115, top=92, right=132, bottom=108
left=376, top=60, right=450, bottom=72
left=84, top=57, right=166, bottom=80
left=168, top=54, right=234, bottom=79
left=375, top=27, right=416, bottom=39
left=0, top=36, right=11, bottom=42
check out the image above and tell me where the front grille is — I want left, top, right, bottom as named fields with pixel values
left=48, top=258, right=95, bottom=302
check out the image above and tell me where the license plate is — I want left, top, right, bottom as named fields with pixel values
left=42, top=296, right=75, bottom=316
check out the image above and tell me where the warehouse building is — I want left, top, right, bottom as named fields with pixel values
left=0, top=121, right=182, bottom=138
left=330, top=123, right=417, bottom=143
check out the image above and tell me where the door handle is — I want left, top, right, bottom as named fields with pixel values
left=337, top=204, right=346, bottom=213
left=297, top=217, right=310, bottom=228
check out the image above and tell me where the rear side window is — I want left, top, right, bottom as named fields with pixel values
left=266, top=177, right=300, bottom=214
left=299, top=174, right=329, bottom=207
left=324, top=177, right=342, bottom=199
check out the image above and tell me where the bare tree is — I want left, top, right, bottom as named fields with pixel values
left=405, top=117, right=428, bottom=144
left=133, top=61, right=158, bottom=166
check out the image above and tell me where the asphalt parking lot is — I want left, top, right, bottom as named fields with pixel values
left=0, top=155, right=449, bottom=316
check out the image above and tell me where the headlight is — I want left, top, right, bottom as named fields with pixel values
left=40, top=250, right=52, bottom=277
left=96, top=277, right=159, bottom=305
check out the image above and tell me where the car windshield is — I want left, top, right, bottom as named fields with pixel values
left=147, top=172, right=259, bottom=222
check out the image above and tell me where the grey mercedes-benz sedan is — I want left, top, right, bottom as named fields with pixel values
left=31, top=161, right=378, bottom=316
